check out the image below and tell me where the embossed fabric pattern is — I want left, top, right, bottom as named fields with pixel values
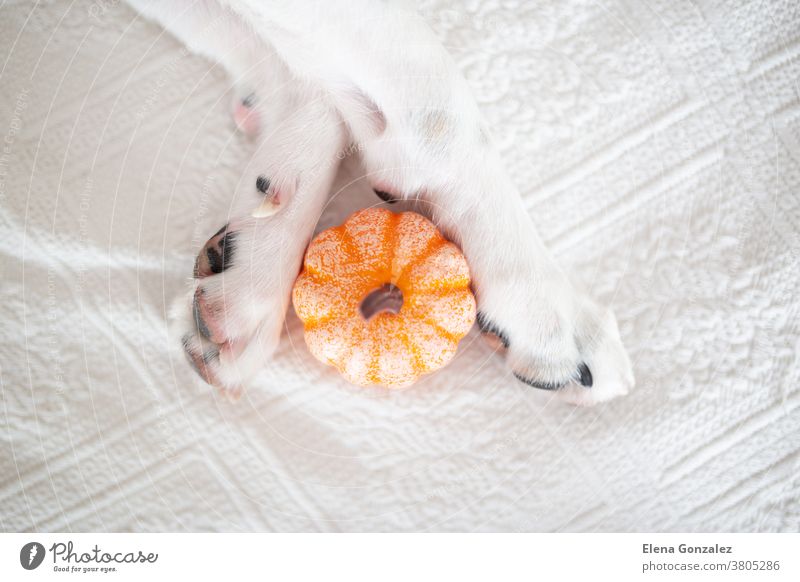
left=1, top=0, right=798, bottom=531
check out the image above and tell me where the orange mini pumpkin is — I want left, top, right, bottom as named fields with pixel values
left=292, top=207, right=476, bottom=388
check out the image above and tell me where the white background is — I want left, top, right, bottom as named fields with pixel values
left=1, top=0, right=799, bottom=531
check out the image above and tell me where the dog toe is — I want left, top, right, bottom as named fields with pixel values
left=194, top=224, right=237, bottom=278
left=232, top=92, right=260, bottom=136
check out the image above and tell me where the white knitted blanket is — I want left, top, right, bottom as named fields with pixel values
left=1, top=0, right=798, bottom=531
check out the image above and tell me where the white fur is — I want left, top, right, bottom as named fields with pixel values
left=128, top=0, right=634, bottom=405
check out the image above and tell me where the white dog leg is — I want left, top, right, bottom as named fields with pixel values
left=129, top=0, right=348, bottom=396
left=220, top=0, right=635, bottom=404
left=176, top=95, right=346, bottom=396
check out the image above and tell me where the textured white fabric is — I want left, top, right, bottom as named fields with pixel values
left=1, top=0, right=799, bottom=532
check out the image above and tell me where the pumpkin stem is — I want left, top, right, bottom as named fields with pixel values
left=359, top=283, right=403, bottom=320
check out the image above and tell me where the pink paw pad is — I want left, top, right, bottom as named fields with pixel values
left=232, top=96, right=260, bottom=136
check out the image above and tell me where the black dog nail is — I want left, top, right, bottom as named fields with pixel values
left=201, top=347, right=220, bottom=364
left=206, top=246, right=224, bottom=274
left=578, top=362, right=593, bottom=387
left=256, top=175, right=271, bottom=194
left=193, top=292, right=212, bottom=340
left=183, top=346, right=202, bottom=375
left=374, top=189, right=397, bottom=203
left=195, top=225, right=235, bottom=278
left=181, top=332, right=218, bottom=383
left=181, top=333, right=193, bottom=352
left=193, top=255, right=202, bottom=278
left=181, top=333, right=204, bottom=373
left=208, top=231, right=236, bottom=274
left=476, top=311, right=510, bottom=347
left=513, top=372, right=564, bottom=391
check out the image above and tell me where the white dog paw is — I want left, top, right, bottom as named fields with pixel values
left=173, top=220, right=286, bottom=397
left=476, top=277, right=634, bottom=406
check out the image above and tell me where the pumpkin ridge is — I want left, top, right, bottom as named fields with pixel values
left=303, top=229, right=349, bottom=282
left=399, top=270, right=471, bottom=295
left=413, top=287, right=469, bottom=300
left=299, top=312, right=336, bottom=331
left=399, top=220, right=444, bottom=271
left=305, top=263, right=333, bottom=282
left=334, top=336, right=357, bottom=375
left=419, top=317, right=461, bottom=344
left=344, top=209, right=397, bottom=288
left=366, top=326, right=381, bottom=384
left=346, top=207, right=396, bottom=258
left=396, top=319, right=425, bottom=378
left=306, top=265, right=364, bottom=286
left=338, top=223, right=363, bottom=264
left=305, top=268, right=360, bottom=293
left=413, top=226, right=447, bottom=265
left=386, top=211, right=400, bottom=285
left=346, top=315, right=370, bottom=368
left=294, top=274, right=355, bottom=327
